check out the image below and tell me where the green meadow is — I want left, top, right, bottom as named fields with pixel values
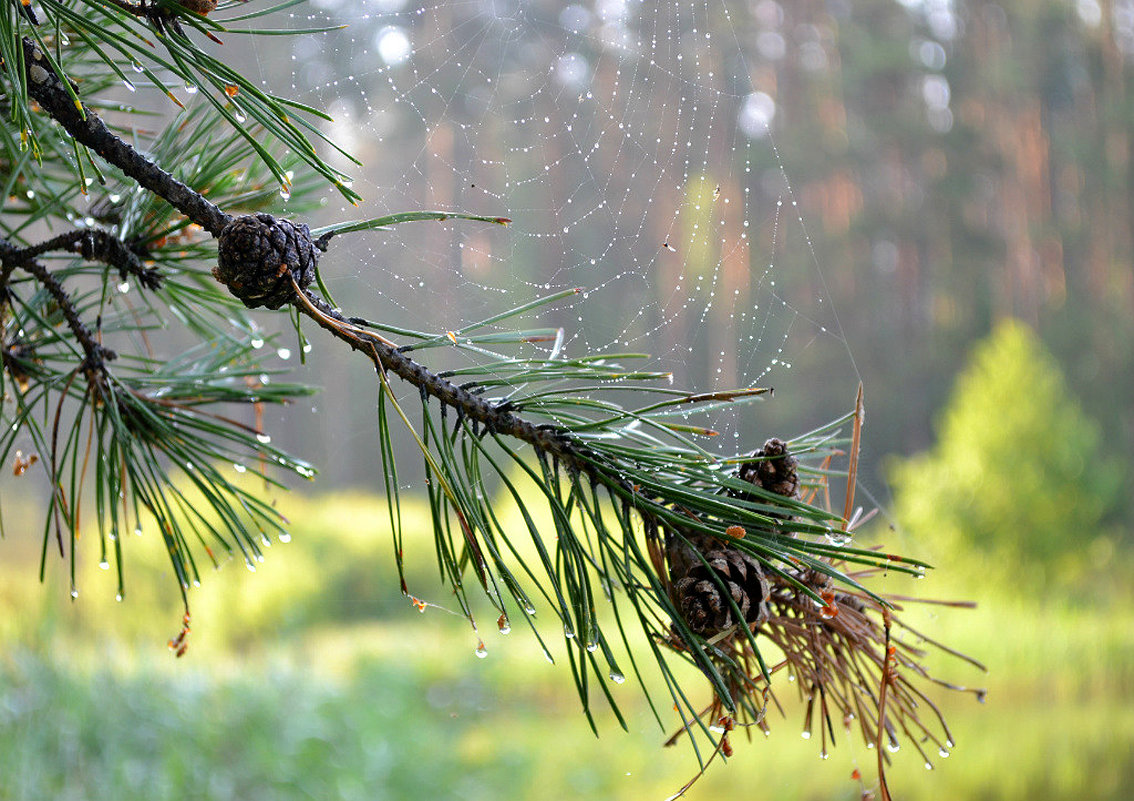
left=3, top=490, right=1131, bottom=801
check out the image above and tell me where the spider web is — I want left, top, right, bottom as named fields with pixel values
left=252, top=0, right=862, bottom=484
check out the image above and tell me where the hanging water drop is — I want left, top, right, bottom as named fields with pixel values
left=184, top=81, right=198, bottom=94
left=115, top=593, right=123, bottom=602
left=134, top=526, right=143, bottom=536
left=563, top=624, right=575, bottom=639
left=475, top=640, right=488, bottom=658
left=123, top=79, right=136, bottom=92
left=279, top=184, right=292, bottom=201
left=256, top=433, right=272, bottom=444
left=132, top=61, right=144, bottom=73
left=609, top=671, right=625, bottom=684
left=99, top=559, right=110, bottom=570
left=117, top=280, right=130, bottom=294
left=233, top=463, right=247, bottom=473
left=70, top=588, right=79, bottom=599
left=586, top=641, right=598, bottom=653
left=277, top=347, right=291, bottom=360
left=279, top=533, right=292, bottom=543
left=497, top=614, right=510, bottom=634
left=938, top=747, right=950, bottom=758
left=250, top=336, right=264, bottom=349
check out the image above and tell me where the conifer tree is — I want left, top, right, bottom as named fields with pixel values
left=0, top=1, right=978, bottom=790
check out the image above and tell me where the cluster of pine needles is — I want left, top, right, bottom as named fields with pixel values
left=656, top=400, right=986, bottom=800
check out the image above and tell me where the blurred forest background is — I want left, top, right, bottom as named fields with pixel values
left=3, top=0, right=1134, bottom=799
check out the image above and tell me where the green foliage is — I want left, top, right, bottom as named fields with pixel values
left=889, top=319, right=1123, bottom=586
left=1, top=591, right=1132, bottom=801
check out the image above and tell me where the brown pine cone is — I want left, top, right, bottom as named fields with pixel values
left=180, top=0, right=219, bottom=14
left=670, top=534, right=769, bottom=636
left=214, top=213, right=319, bottom=310
left=738, top=437, right=800, bottom=500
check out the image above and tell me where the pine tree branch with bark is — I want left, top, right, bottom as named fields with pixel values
left=0, top=2, right=982, bottom=790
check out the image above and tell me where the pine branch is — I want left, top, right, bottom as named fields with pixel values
left=1, top=228, right=161, bottom=288
left=4, top=16, right=980, bottom=788
left=21, top=38, right=232, bottom=236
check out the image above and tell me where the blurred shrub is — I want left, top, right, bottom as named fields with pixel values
left=888, top=319, right=1125, bottom=591
left=0, top=489, right=446, bottom=650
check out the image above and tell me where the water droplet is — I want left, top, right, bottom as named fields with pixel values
left=497, top=614, right=510, bottom=634
left=233, top=463, right=247, bottom=473
left=234, top=109, right=247, bottom=124
left=609, top=671, right=625, bottom=684
left=132, top=61, right=144, bottom=73
left=123, top=79, right=136, bottom=92
left=800, top=731, right=811, bottom=740
left=924, top=761, right=934, bottom=770
left=256, top=433, right=272, bottom=444
left=184, top=81, right=199, bottom=94
left=279, top=184, right=292, bottom=201
left=564, top=625, right=575, bottom=639
left=946, top=739, right=955, bottom=749
left=586, top=641, right=598, bottom=652
left=302, top=343, right=312, bottom=354
left=886, top=742, right=901, bottom=753
left=276, top=347, right=291, bottom=360
left=278, top=533, right=292, bottom=543
left=975, top=689, right=987, bottom=704
left=70, top=588, right=79, bottom=598
left=134, top=526, right=143, bottom=536
left=245, top=560, right=256, bottom=572
left=117, top=280, right=130, bottom=293
left=523, top=603, right=536, bottom=616
left=938, top=748, right=950, bottom=758
left=475, top=640, right=488, bottom=658
left=115, top=593, right=123, bottom=602
left=250, top=337, right=264, bottom=349
left=98, top=559, right=109, bottom=570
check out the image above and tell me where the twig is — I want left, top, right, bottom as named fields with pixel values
left=1, top=229, right=162, bottom=289
left=0, top=237, right=115, bottom=376
left=21, top=37, right=232, bottom=237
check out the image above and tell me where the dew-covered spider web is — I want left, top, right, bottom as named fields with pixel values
left=249, top=0, right=866, bottom=487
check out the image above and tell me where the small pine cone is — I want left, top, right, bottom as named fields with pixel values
left=739, top=437, right=800, bottom=500
left=214, top=213, right=319, bottom=310
left=671, top=536, right=769, bottom=636
left=180, top=0, right=219, bottom=14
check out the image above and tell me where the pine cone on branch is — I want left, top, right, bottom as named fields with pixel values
left=669, top=534, right=769, bottom=636
left=738, top=437, right=800, bottom=501
left=667, top=438, right=802, bottom=638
